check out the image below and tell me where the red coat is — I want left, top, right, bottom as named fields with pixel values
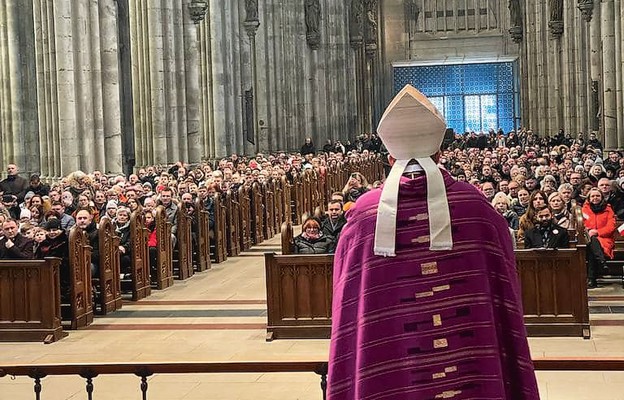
left=582, top=202, right=616, bottom=258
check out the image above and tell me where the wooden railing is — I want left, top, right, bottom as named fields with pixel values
left=1, top=359, right=624, bottom=400
left=0, top=361, right=329, bottom=400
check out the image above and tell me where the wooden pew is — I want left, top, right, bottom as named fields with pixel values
left=605, top=218, right=624, bottom=287
left=291, top=173, right=303, bottom=225
left=95, top=218, right=122, bottom=315
left=265, top=252, right=333, bottom=341
left=174, top=206, right=194, bottom=280
left=274, top=179, right=285, bottom=231
left=281, top=176, right=292, bottom=224
left=252, top=182, right=265, bottom=245
left=0, top=258, right=64, bottom=343
left=238, top=185, right=253, bottom=251
left=128, top=211, right=151, bottom=301
left=263, top=180, right=276, bottom=240
left=154, top=206, right=174, bottom=290
left=225, top=190, right=241, bottom=257
left=516, top=248, right=590, bottom=338
left=210, top=193, right=227, bottom=263
left=281, top=221, right=294, bottom=255
left=66, top=227, right=94, bottom=329
left=265, top=244, right=590, bottom=340
left=195, top=197, right=212, bottom=271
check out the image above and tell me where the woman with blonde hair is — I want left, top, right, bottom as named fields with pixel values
left=491, top=192, right=519, bottom=230
left=548, top=192, right=572, bottom=229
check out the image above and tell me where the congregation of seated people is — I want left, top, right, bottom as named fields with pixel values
left=2, top=128, right=624, bottom=291
left=0, top=134, right=382, bottom=287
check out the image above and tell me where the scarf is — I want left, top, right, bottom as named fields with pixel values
left=589, top=200, right=607, bottom=214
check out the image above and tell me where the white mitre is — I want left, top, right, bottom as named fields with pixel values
left=374, top=84, right=453, bottom=257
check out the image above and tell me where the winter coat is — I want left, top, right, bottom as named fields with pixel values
left=293, top=233, right=336, bottom=254
left=582, top=201, right=616, bottom=259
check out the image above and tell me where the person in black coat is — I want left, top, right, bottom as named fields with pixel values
left=524, top=205, right=570, bottom=249
left=75, top=209, right=99, bottom=276
left=0, top=218, right=34, bottom=259
left=300, top=137, right=316, bottom=156
left=321, top=200, right=347, bottom=240
left=36, top=218, right=70, bottom=300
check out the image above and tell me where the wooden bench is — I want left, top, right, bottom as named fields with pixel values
left=225, top=190, right=241, bottom=257
left=153, top=206, right=174, bottom=290
left=195, top=197, right=212, bottom=271
left=252, top=182, right=264, bottom=245
left=212, top=193, right=228, bottom=263
left=238, top=185, right=252, bottom=251
left=126, top=211, right=151, bottom=301
left=516, top=247, right=590, bottom=338
left=95, top=218, right=122, bottom=315
left=604, top=218, right=624, bottom=287
left=265, top=252, right=333, bottom=341
left=263, top=180, right=276, bottom=240
left=0, top=258, right=64, bottom=343
left=266, top=243, right=590, bottom=340
left=173, top=206, right=194, bottom=280
left=66, top=227, right=94, bottom=329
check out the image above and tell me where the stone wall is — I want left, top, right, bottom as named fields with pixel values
left=379, top=0, right=624, bottom=149
left=0, top=0, right=361, bottom=176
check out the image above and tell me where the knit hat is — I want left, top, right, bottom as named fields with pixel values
left=43, top=218, right=62, bottom=231
left=19, top=208, right=31, bottom=220
left=106, top=200, right=118, bottom=210
left=374, top=84, right=452, bottom=257
left=24, top=191, right=35, bottom=201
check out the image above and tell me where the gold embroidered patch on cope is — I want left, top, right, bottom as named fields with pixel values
left=415, top=291, right=434, bottom=298
left=433, top=314, right=442, bottom=326
left=432, top=284, right=450, bottom=292
left=411, top=235, right=430, bottom=244
left=444, top=366, right=458, bottom=373
left=421, top=262, right=438, bottom=275
left=433, top=338, right=448, bottom=348
left=432, top=372, right=446, bottom=379
left=435, top=390, right=462, bottom=399
left=409, top=213, right=428, bottom=221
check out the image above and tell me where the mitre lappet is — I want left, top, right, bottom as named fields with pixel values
left=374, top=84, right=453, bottom=256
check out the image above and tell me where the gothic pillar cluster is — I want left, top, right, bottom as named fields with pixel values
left=519, top=0, right=624, bottom=148
left=0, top=1, right=364, bottom=176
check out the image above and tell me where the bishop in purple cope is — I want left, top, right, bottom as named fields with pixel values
left=328, top=85, right=539, bottom=399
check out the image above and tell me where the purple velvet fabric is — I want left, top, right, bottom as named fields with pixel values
left=329, top=170, right=540, bottom=400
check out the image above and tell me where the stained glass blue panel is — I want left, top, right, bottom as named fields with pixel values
left=393, top=61, right=520, bottom=133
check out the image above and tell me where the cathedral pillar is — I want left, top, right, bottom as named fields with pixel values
left=99, top=1, right=123, bottom=173
left=589, top=3, right=601, bottom=133
left=184, top=0, right=204, bottom=164
left=601, top=0, right=617, bottom=149
left=54, top=1, right=81, bottom=173
left=174, top=1, right=189, bottom=162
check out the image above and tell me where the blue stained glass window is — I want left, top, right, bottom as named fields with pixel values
left=393, top=61, right=520, bottom=133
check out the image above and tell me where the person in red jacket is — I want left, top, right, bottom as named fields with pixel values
left=582, top=188, right=616, bottom=288
left=144, top=210, right=158, bottom=284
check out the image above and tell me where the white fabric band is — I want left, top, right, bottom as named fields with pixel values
left=373, top=158, right=453, bottom=257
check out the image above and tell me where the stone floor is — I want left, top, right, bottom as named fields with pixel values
left=1, top=232, right=624, bottom=399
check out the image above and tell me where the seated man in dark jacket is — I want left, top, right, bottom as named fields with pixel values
left=524, top=205, right=570, bottom=249
left=75, top=209, right=99, bottom=277
left=321, top=200, right=347, bottom=240
left=293, top=218, right=336, bottom=254
left=0, top=218, right=34, bottom=259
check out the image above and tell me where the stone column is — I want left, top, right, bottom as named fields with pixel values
left=149, top=2, right=168, bottom=163
left=54, top=1, right=81, bottom=172
left=208, top=0, right=228, bottom=157
left=590, top=2, right=601, bottom=132
left=99, top=1, right=123, bottom=173
left=162, top=0, right=179, bottom=161
left=601, top=0, right=617, bottom=149
left=173, top=1, right=188, bottom=162
left=244, top=19, right=260, bottom=155
left=183, top=0, right=204, bottom=163
left=614, top=0, right=623, bottom=148
left=89, top=0, right=105, bottom=173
